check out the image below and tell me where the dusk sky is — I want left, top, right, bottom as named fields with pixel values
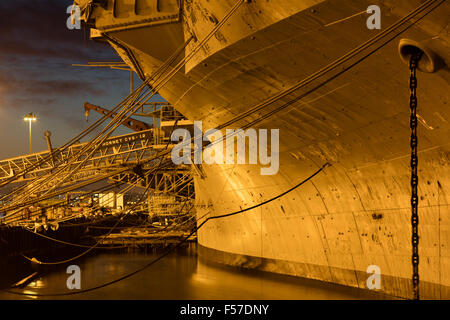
left=0, top=0, right=146, bottom=159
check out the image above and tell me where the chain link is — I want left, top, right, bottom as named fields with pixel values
left=409, top=51, right=422, bottom=300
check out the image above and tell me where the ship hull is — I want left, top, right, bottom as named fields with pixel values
left=82, top=0, right=450, bottom=299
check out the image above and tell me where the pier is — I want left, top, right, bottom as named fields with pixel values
left=95, top=228, right=197, bottom=248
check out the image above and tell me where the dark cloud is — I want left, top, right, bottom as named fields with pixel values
left=0, top=39, right=100, bottom=62
left=0, top=0, right=118, bottom=102
left=0, top=73, right=106, bottom=101
left=7, top=97, right=58, bottom=111
left=0, top=1, right=133, bottom=158
left=0, top=0, right=117, bottom=62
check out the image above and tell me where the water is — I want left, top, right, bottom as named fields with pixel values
left=0, top=246, right=389, bottom=300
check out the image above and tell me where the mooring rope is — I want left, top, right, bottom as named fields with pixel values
left=3, top=162, right=330, bottom=296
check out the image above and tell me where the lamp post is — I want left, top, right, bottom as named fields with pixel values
left=24, top=113, right=36, bottom=154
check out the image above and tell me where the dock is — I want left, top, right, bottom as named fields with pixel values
left=95, top=229, right=197, bottom=248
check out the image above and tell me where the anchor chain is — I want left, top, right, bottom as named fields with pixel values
left=409, top=51, right=422, bottom=300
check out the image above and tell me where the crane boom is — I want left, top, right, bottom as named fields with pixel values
left=84, top=102, right=152, bottom=132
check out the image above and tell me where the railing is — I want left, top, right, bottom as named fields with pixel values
left=133, top=102, right=187, bottom=122
left=0, top=129, right=159, bottom=182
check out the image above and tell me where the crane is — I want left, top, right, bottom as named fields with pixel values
left=84, top=102, right=152, bottom=132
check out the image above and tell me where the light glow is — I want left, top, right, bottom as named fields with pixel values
left=24, top=113, right=37, bottom=122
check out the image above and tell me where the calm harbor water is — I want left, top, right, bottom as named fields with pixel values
left=0, top=245, right=390, bottom=300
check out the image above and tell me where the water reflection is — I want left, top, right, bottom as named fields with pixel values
left=0, top=247, right=389, bottom=300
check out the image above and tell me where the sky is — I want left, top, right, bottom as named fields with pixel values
left=0, top=0, right=143, bottom=159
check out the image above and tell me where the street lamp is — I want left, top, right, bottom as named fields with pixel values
left=24, top=113, right=37, bottom=154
